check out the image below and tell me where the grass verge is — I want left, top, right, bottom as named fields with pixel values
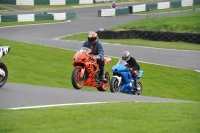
left=62, top=33, right=200, bottom=51
left=1, top=38, right=200, bottom=101
left=0, top=7, right=9, bottom=12
left=0, top=102, right=200, bottom=133
left=62, top=11, right=200, bottom=50
left=111, top=11, right=200, bottom=33
left=136, top=5, right=200, bottom=14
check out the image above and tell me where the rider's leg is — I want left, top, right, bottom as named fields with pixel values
left=97, top=57, right=106, bottom=81
left=132, top=70, right=139, bottom=90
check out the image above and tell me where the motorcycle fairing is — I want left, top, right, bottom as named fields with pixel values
left=0, top=46, right=10, bottom=58
left=72, top=47, right=109, bottom=88
left=111, top=59, right=143, bottom=94
left=137, top=71, right=143, bottom=79
left=104, top=57, right=112, bottom=65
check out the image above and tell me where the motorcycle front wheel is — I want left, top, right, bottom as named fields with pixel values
left=110, top=77, right=120, bottom=93
left=71, top=68, right=85, bottom=89
left=0, top=62, right=8, bottom=87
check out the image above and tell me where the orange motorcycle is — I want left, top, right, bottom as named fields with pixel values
left=71, top=47, right=112, bottom=91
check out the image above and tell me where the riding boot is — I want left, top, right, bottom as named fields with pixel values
left=134, top=79, right=139, bottom=90
left=101, top=73, right=107, bottom=82
left=100, top=66, right=106, bottom=81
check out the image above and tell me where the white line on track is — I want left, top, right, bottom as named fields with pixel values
left=195, top=70, right=200, bottom=72
left=8, top=102, right=109, bottom=110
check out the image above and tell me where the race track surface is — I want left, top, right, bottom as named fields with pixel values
left=0, top=4, right=199, bottom=109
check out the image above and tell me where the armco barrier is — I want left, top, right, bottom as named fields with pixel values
left=115, top=7, right=130, bottom=16
left=194, top=0, right=200, bottom=5
left=96, top=30, right=200, bottom=44
left=65, top=0, right=79, bottom=4
left=35, top=14, right=53, bottom=21
left=34, top=0, right=50, bottom=5
left=1, top=15, right=18, bottom=22
left=170, top=1, right=182, bottom=8
left=0, top=11, right=76, bottom=22
left=98, top=0, right=199, bottom=17
left=132, top=4, right=146, bottom=13
left=0, top=0, right=96, bottom=5
left=0, top=0, right=16, bottom=4
left=66, top=11, right=76, bottom=19
left=146, top=3, right=157, bottom=11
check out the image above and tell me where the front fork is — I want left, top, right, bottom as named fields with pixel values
left=0, top=68, right=5, bottom=77
left=113, top=76, right=122, bottom=87
left=75, top=66, right=85, bottom=78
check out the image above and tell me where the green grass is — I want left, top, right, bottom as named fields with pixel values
left=0, top=7, right=9, bottom=12
left=0, top=20, right=65, bottom=27
left=111, top=11, right=200, bottom=33
left=62, top=11, right=200, bottom=51
left=0, top=7, right=5, bottom=10
left=0, top=38, right=199, bottom=133
left=0, top=3, right=199, bottom=132
left=62, top=33, right=200, bottom=51
left=1, top=38, right=200, bottom=101
left=0, top=102, right=200, bottom=133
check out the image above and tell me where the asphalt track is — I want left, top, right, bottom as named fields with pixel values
left=0, top=4, right=199, bottom=109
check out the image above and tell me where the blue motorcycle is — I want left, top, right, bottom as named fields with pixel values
left=110, top=59, right=143, bottom=95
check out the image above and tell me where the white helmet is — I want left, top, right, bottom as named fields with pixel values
left=122, top=51, right=130, bottom=61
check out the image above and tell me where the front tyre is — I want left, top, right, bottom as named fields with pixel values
left=133, top=81, right=142, bottom=95
left=110, top=77, right=120, bottom=93
left=71, top=68, right=85, bottom=89
left=0, top=62, right=8, bottom=87
left=97, top=71, right=110, bottom=92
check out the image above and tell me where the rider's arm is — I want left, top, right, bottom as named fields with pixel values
left=127, top=57, right=139, bottom=70
left=97, top=41, right=104, bottom=58
left=82, top=41, right=88, bottom=47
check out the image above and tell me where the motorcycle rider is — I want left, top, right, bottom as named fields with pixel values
left=82, top=31, right=106, bottom=82
left=111, top=3, right=117, bottom=8
left=122, top=51, right=140, bottom=90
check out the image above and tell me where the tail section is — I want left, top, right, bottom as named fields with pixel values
left=137, top=71, right=144, bottom=79
left=0, top=46, right=10, bottom=58
left=104, top=57, right=112, bottom=65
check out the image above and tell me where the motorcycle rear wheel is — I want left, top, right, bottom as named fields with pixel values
left=110, top=77, right=120, bottom=93
left=133, top=81, right=142, bottom=95
left=97, top=71, right=110, bottom=92
left=0, top=62, right=8, bottom=88
left=71, top=68, right=85, bottom=89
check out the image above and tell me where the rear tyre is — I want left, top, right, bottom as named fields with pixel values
left=71, top=68, right=85, bottom=89
left=133, top=81, right=142, bottom=95
left=97, top=71, right=110, bottom=92
left=110, top=77, right=120, bottom=93
left=0, top=62, right=8, bottom=87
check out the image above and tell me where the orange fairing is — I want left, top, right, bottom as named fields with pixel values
left=72, top=47, right=112, bottom=88
left=104, top=57, right=112, bottom=65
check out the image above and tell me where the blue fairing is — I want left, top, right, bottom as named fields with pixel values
left=138, top=71, right=143, bottom=79
left=112, top=59, right=143, bottom=79
left=111, top=59, right=143, bottom=94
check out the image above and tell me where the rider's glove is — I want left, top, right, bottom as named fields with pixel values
left=125, top=64, right=131, bottom=68
left=93, top=55, right=100, bottom=60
